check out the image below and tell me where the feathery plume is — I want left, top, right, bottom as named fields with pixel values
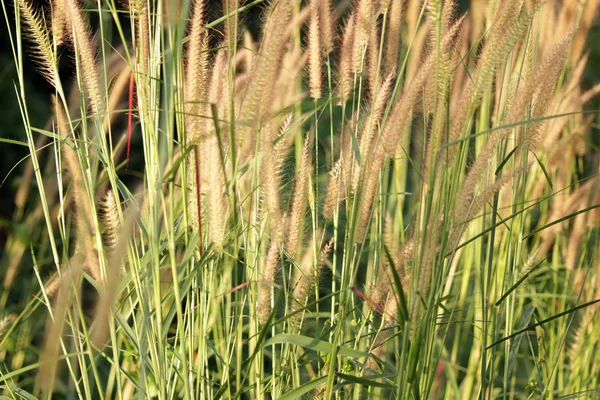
left=185, top=0, right=208, bottom=143
left=384, top=0, right=404, bottom=74
left=18, top=0, right=58, bottom=87
left=101, top=189, right=120, bottom=251
left=354, top=16, right=465, bottom=241
left=51, top=0, right=66, bottom=46
left=442, top=0, right=541, bottom=169
left=338, top=12, right=356, bottom=102
left=238, top=0, right=293, bottom=154
left=258, top=240, right=281, bottom=325
left=308, top=0, right=323, bottom=99
left=456, top=28, right=574, bottom=210
left=64, top=0, right=103, bottom=116
left=203, top=49, right=229, bottom=250
left=367, top=16, right=381, bottom=96
left=286, top=134, right=313, bottom=259
left=319, top=0, right=334, bottom=53
left=261, top=123, right=285, bottom=242
left=323, top=159, right=343, bottom=220
left=353, top=0, right=373, bottom=73
left=353, top=70, right=395, bottom=191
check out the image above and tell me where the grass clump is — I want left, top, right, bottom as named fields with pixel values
left=1, top=0, right=600, bottom=398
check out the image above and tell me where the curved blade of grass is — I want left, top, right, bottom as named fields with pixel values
left=454, top=177, right=600, bottom=253
left=486, top=298, right=600, bottom=350
left=506, top=305, right=535, bottom=379
left=383, top=244, right=409, bottom=322
left=531, top=151, right=553, bottom=191
left=556, top=390, right=600, bottom=399
left=523, top=203, right=600, bottom=240
left=264, top=334, right=370, bottom=359
left=495, top=146, right=518, bottom=175
left=278, top=376, right=328, bottom=400
left=0, top=137, right=28, bottom=146
left=0, top=385, right=37, bottom=400
left=495, top=256, right=548, bottom=306
left=334, top=372, right=394, bottom=389
left=440, top=111, right=597, bottom=150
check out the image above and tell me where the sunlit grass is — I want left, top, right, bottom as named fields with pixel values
left=1, top=0, right=599, bottom=398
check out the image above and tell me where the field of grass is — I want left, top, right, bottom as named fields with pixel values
left=1, top=0, right=600, bottom=398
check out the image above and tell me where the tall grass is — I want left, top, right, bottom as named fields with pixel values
left=1, top=0, right=600, bottom=398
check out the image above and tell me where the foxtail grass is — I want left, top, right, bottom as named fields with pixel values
left=1, top=0, right=600, bottom=398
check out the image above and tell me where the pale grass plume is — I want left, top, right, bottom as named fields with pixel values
left=353, top=70, right=395, bottom=191
left=18, top=0, right=58, bottom=87
left=204, top=138, right=228, bottom=250
left=51, top=0, right=66, bottom=46
left=370, top=214, right=406, bottom=311
left=368, top=240, right=412, bottom=369
left=318, top=0, right=334, bottom=53
left=353, top=0, right=373, bottom=73
left=273, top=39, right=307, bottom=110
left=208, top=48, right=229, bottom=118
left=524, top=29, right=578, bottom=148
left=379, top=15, right=465, bottom=154
left=286, top=134, right=313, bottom=259
left=423, top=0, right=457, bottom=113
left=354, top=16, right=465, bottom=240
left=323, top=159, right=343, bottom=220
left=536, top=186, right=589, bottom=259
left=185, top=0, right=208, bottom=144
left=238, top=0, right=292, bottom=155
left=132, top=0, right=151, bottom=77
left=469, top=0, right=485, bottom=44
left=586, top=178, right=600, bottom=228
left=367, top=15, right=381, bottom=96
left=64, top=0, right=103, bottom=116
left=455, top=29, right=575, bottom=216
left=567, top=0, right=599, bottom=64
left=258, top=240, right=281, bottom=325
left=222, top=0, right=240, bottom=48
left=204, top=49, right=229, bottom=250
left=308, top=0, right=322, bottom=99
left=261, top=123, right=285, bottom=243
left=384, top=0, right=404, bottom=74
left=382, top=213, right=401, bottom=272
left=337, top=11, right=356, bottom=101
left=442, top=0, right=540, bottom=168
left=101, top=189, right=120, bottom=251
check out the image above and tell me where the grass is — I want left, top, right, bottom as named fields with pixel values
left=1, top=0, right=600, bottom=398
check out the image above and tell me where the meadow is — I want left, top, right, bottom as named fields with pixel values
left=1, top=0, right=600, bottom=398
